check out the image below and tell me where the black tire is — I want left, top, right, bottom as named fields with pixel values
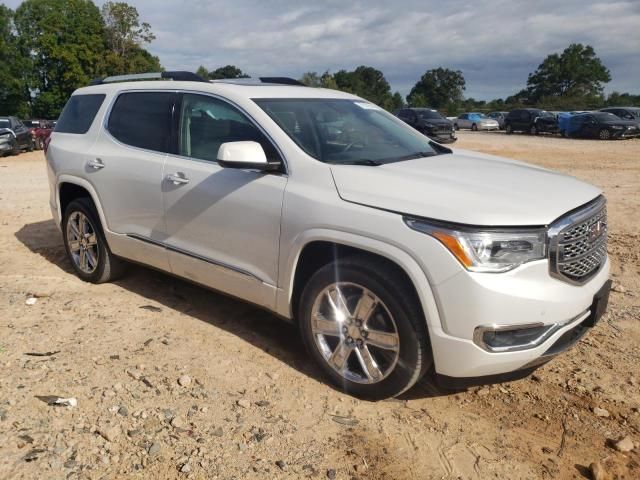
left=35, top=137, right=43, bottom=150
left=298, top=256, right=432, bottom=400
left=530, top=124, right=538, bottom=135
left=27, top=139, right=35, bottom=152
left=62, top=197, right=126, bottom=283
left=505, top=124, right=513, bottom=134
left=598, top=128, right=611, bottom=140
left=10, top=139, right=20, bottom=155
left=471, top=123, right=478, bottom=131
left=453, top=123, right=459, bottom=130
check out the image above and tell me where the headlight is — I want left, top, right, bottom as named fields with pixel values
left=404, top=218, right=546, bottom=272
left=424, top=122, right=435, bottom=128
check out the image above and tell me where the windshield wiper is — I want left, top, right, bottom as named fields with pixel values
left=331, top=159, right=382, bottom=166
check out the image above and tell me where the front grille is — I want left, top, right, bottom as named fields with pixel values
left=548, top=196, right=607, bottom=284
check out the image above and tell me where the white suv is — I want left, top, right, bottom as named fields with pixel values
left=46, top=72, right=611, bottom=400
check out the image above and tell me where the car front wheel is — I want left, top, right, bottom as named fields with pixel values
left=298, top=256, right=431, bottom=400
left=62, top=198, right=125, bottom=283
left=599, top=128, right=611, bottom=140
left=505, top=124, right=513, bottom=134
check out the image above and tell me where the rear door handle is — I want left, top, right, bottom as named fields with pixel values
left=87, top=158, right=105, bottom=170
left=166, top=172, right=190, bottom=185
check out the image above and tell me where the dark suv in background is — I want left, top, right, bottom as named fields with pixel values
left=395, top=108, right=456, bottom=143
left=505, top=108, right=558, bottom=135
left=0, top=116, right=34, bottom=156
left=600, top=107, right=640, bottom=126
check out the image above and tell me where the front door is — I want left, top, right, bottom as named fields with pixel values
left=161, top=93, right=287, bottom=309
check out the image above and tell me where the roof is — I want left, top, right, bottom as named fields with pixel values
left=73, top=80, right=360, bottom=101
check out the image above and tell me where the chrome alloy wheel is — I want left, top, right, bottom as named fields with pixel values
left=310, top=282, right=400, bottom=384
left=66, top=211, right=99, bottom=274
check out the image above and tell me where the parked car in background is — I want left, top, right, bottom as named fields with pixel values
left=567, top=112, right=640, bottom=140
left=395, top=108, right=456, bottom=143
left=0, top=116, right=34, bottom=156
left=600, top=107, right=640, bottom=126
left=23, top=119, right=55, bottom=150
left=453, top=113, right=499, bottom=131
left=487, top=111, right=509, bottom=129
left=505, top=109, right=558, bottom=135
left=46, top=71, right=611, bottom=399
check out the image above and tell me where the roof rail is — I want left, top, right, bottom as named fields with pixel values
left=89, top=71, right=207, bottom=85
left=258, top=77, right=305, bottom=86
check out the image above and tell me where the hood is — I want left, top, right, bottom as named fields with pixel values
left=0, top=128, right=15, bottom=138
left=601, top=118, right=637, bottom=127
left=330, top=149, right=601, bottom=226
left=419, top=118, right=451, bottom=126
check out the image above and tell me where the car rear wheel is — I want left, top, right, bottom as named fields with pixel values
left=505, top=124, right=513, bottom=134
left=598, top=128, right=611, bottom=140
left=530, top=124, right=538, bottom=135
left=453, top=123, right=459, bottom=130
left=62, top=198, right=126, bottom=283
left=471, top=123, right=478, bottom=131
left=298, top=256, right=431, bottom=400
left=35, top=138, right=43, bottom=150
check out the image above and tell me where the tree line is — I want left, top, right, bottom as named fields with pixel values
left=1, top=0, right=637, bottom=121
left=298, top=44, right=638, bottom=114
left=0, top=0, right=160, bottom=118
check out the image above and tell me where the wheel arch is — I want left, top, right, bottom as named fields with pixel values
left=279, top=231, right=441, bottom=335
left=56, top=175, right=109, bottom=232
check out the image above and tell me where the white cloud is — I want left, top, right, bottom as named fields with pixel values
left=5, top=0, right=639, bottom=98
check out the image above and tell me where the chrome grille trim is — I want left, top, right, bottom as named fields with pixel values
left=548, top=196, right=607, bottom=285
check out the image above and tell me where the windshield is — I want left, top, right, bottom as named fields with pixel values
left=416, top=110, right=443, bottom=120
left=0, top=119, right=9, bottom=129
left=23, top=120, right=37, bottom=127
left=538, top=110, right=554, bottom=118
left=254, top=99, right=440, bottom=164
left=629, top=109, right=640, bottom=118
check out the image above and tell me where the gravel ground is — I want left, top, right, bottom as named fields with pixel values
left=0, top=131, right=638, bottom=479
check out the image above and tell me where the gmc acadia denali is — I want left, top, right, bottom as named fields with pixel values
left=46, top=72, right=611, bottom=400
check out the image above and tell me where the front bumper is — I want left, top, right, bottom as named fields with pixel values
left=428, top=133, right=457, bottom=144
left=428, top=256, right=610, bottom=379
left=478, top=124, right=500, bottom=131
left=0, top=141, right=13, bottom=153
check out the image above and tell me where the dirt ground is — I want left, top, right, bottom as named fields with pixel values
left=0, top=131, right=638, bottom=480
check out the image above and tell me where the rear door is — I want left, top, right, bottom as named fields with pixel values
left=90, top=90, right=176, bottom=270
left=161, top=92, right=287, bottom=309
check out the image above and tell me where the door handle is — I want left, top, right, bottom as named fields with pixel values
left=87, top=158, right=105, bottom=170
left=166, top=172, right=190, bottom=185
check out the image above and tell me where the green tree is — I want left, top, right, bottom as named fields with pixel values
left=0, top=5, right=28, bottom=116
left=197, top=65, right=249, bottom=80
left=406, top=68, right=466, bottom=109
left=525, top=43, right=611, bottom=102
left=101, top=1, right=160, bottom=75
left=299, top=70, right=339, bottom=89
left=14, top=0, right=107, bottom=118
left=331, top=65, right=401, bottom=110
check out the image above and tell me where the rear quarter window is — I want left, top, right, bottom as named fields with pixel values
left=107, top=92, right=175, bottom=153
left=55, top=94, right=106, bottom=134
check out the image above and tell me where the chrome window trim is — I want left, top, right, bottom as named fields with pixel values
left=547, top=195, right=607, bottom=285
left=101, top=88, right=289, bottom=175
left=473, top=309, right=590, bottom=353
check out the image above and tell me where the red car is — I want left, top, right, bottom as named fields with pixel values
left=23, top=119, right=54, bottom=150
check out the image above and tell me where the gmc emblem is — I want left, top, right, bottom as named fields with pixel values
left=588, top=220, right=605, bottom=242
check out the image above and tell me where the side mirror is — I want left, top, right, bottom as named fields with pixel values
left=217, top=141, right=271, bottom=170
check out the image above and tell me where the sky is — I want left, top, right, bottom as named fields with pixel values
left=5, top=0, right=640, bottom=99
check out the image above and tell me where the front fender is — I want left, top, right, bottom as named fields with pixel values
left=275, top=228, right=443, bottom=336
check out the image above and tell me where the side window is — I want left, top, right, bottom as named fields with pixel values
left=178, top=93, right=280, bottom=163
left=107, top=92, right=175, bottom=152
left=56, top=94, right=106, bottom=134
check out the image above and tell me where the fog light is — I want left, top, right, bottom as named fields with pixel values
left=473, top=323, right=556, bottom=352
